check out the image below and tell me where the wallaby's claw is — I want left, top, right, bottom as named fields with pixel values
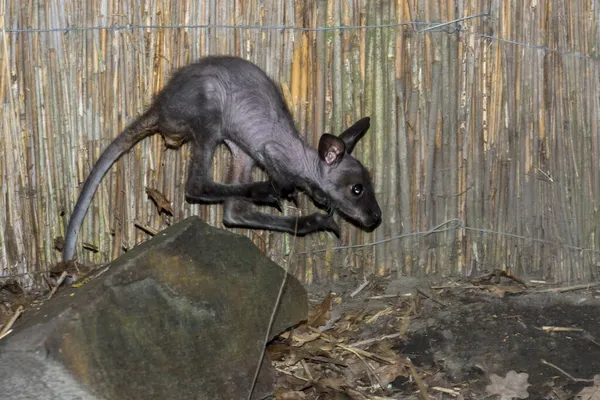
left=257, top=196, right=284, bottom=212
left=273, top=199, right=284, bottom=213
left=324, top=216, right=341, bottom=237
left=250, top=183, right=283, bottom=210
left=309, top=213, right=340, bottom=237
left=249, top=181, right=298, bottom=212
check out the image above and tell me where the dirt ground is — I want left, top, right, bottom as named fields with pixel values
left=269, top=273, right=600, bottom=399
left=2, top=271, right=600, bottom=399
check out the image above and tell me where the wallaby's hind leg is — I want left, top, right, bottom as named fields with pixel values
left=222, top=142, right=340, bottom=237
left=184, top=136, right=285, bottom=206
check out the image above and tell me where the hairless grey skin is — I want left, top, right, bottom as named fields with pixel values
left=62, top=55, right=382, bottom=262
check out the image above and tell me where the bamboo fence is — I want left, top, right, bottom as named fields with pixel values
left=1, top=0, right=599, bottom=288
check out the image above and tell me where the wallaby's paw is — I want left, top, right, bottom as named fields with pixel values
left=256, top=181, right=299, bottom=211
left=323, top=216, right=341, bottom=237
left=249, top=183, right=282, bottom=210
left=257, top=197, right=284, bottom=212
left=308, top=213, right=340, bottom=237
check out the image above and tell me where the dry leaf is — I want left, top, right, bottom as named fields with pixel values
left=302, top=340, right=339, bottom=364
left=336, top=308, right=369, bottom=333
left=317, top=341, right=336, bottom=352
left=267, top=342, right=291, bottom=360
left=344, top=388, right=369, bottom=400
left=290, top=331, right=322, bottom=346
left=486, top=371, right=531, bottom=400
left=374, top=361, right=408, bottom=387
left=268, top=341, right=311, bottom=367
left=145, top=187, right=174, bottom=216
left=274, top=387, right=307, bottom=400
left=489, top=287, right=507, bottom=297
left=316, top=376, right=348, bottom=392
left=577, top=384, right=600, bottom=400
left=308, top=292, right=333, bottom=327
left=372, top=340, right=403, bottom=360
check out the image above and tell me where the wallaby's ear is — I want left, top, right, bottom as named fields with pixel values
left=339, top=117, right=370, bottom=154
left=318, top=134, right=346, bottom=166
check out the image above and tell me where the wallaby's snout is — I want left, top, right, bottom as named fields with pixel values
left=366, top=206, right=382, bottom=231
left=336, top=196, right=381, bottom=232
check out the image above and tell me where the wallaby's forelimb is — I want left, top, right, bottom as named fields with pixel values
left=223, top=141, right=339, bottom=236
left=184, top=138, right=289, bottom=210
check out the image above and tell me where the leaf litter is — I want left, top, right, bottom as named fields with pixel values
left=268, top=273, right=600, bottom=399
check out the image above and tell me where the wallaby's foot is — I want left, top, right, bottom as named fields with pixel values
left=294, top=213, right=340, bottom=237
left=249, top=182, right=285, bottom=211
left=249, top=181, right=299, bottom=212
left=317, top=214, right=340, bottom=237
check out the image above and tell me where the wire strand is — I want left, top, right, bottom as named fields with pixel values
left=3, top=15, right=597, bottom=62
left=278, top=218, right=600, bottom=257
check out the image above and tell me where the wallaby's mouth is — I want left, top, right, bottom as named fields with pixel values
left=371, top=215, right=382, bottom=229
left=364, top=212, right=382, bottom=231
left=339, top=208, right=382, bottom=232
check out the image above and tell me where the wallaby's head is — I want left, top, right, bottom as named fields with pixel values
left=314, top=117, right=382, bottom=231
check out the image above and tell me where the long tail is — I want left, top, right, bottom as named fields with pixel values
left=62, top=110, right=159, bottom=262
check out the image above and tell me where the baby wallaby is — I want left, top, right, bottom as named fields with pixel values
left=62, top=55, right=382, bottom=262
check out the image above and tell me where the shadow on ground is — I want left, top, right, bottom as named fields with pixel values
left=398, top=287, right=600, bottom=398
left=280, top=275, right=600, bottom=399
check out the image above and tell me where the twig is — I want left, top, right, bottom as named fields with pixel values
left=585, top=335, right=600, bottom=348
left=47, top=271, right=68, bottom=300
left=0, top=305, right=24, bottom=340
left=431, top=386, right=461, bottom=397
left=541, top=359, right=593, bottom=383
left=538, top=326, right=584, bottom=333
left=134, top=222, right=159, bottom=236
left=365, top=307, right=394, bottom=324
left=430, top=284, right=479, bottom=290
left=350, top=279, right=371, bottom=298
left=71, top=265, right=110, bottom=288
left=352, top=332, right=406, bottom=348
left=335, top=342, right=395, bottom=365
left=82, top=242, right=99, bottom=253
left=472, top=269, right=528, bottom=288
left=533, top=282, right=600, bottom=293
left=274, top=367, right=309, bottom=382
left=340, top=343, right=386, bottom=390
left=416, top=288, right=447, bottom=307
left=407, top=360, right=430, bottom=399
left=367, top=293, right=413, bottom=300
left=308, top=355, right=348, bottom=367
left=300, top=359, right=314, bottom=381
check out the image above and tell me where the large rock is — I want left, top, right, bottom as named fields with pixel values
left=0, top=216, right=308, bottom=400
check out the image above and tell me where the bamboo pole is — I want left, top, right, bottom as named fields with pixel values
left=2, top=0, right=600, bottom=285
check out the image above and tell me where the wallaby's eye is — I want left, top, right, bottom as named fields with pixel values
left=351, top=184, right=364, bottom=196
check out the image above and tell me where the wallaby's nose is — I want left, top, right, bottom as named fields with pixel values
left=371, top=209, right=382, bottom=228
